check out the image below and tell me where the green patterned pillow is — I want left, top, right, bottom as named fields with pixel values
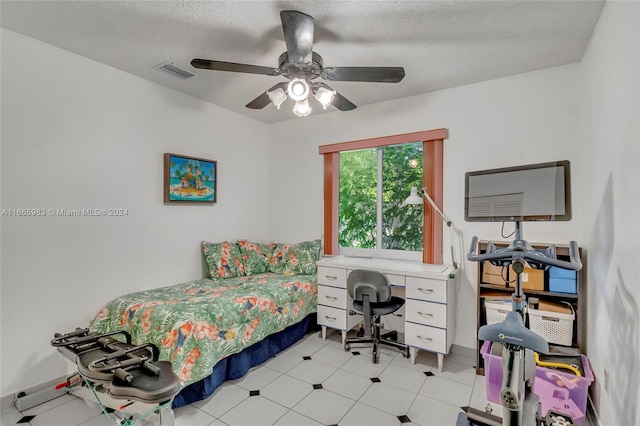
left=268, top=239, right=321, bottom=275
left=237, top=240, right=276, bottom=276
left=202, top=241, right=245, bottom=278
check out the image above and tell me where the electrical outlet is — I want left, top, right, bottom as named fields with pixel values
left=604, top=368, right=610, bottom=393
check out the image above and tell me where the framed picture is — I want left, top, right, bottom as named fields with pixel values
left=164, top=153, right=217, bottom=203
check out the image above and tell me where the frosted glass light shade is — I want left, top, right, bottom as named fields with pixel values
left=292, top=99, right=312, bottom=117
left=267, top=88, right=287, bottom=109
left=287, top=78, right=310, bottom=101
left=314, top=87, right=336, bottom=109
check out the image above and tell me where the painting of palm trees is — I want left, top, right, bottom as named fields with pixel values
left=164, top=153, right=216, bottom=203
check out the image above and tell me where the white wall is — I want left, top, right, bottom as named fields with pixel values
left=2, top=5, right=638, bottom=425
left=577, top=2, right=640, bottom=425
left=268, top=64, right=582, bottom=351
left=0, top=29, right=270, bottom=397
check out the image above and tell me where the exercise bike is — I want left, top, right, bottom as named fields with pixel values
left=465, top=221, right=582, bottom=426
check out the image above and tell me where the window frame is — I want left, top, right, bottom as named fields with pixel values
left=319, top=129, right=447, bottom=264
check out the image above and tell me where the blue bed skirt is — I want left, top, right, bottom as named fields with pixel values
left=172, top=313, right=318, bottom=408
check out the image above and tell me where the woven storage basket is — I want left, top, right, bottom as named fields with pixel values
left=485, top=299, right=512, bottom=325
left=528, top=302, right=574, bottom=346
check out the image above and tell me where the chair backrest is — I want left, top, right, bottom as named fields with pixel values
left=347, top=269, right=391, bottom=303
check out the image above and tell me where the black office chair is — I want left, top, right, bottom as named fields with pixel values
left=344, top=269, right=409, bottom=363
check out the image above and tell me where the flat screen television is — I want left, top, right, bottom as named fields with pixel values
left=465, top=160, right=571, bottom=222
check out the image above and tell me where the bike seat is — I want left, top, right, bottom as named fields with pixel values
left=109, top=361, right=181, bottom=403
left=478, top=311, right=549, bottom=354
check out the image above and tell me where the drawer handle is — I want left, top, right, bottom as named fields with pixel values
left=325, top=296, right=338, bottom=301
left=324, top=315, right=337, bottom=321
left=325, top=275, right=338, bottom=280
left=418, top=312, right=434, bottom=319
left=417, top=335, right=433, bottom=343
left=418, top=288, right=434, bottom=294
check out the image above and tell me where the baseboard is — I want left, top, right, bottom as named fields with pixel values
left=451, top=343, right=475, bottom=359
left=3, top=375, right=70, bottom=412
left=1, top=392, right=15, bottom=410
left=586, top=393, right=599, bottom=426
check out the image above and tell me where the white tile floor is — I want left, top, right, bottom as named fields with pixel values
left=0, top=329, right=587, bottom=426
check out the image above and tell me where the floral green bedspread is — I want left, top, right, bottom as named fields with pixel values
left=90, top=273, right=317, bottom=387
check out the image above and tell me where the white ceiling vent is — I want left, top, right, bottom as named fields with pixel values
left=468, top=193, right=524, bottom=219
left=155, top=62, right=195, bottom=80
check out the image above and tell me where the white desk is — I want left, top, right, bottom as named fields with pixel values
left=316, top=256, right=457, bottom=371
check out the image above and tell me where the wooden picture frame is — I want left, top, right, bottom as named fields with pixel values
left=164, top=153, right=217, bottom=203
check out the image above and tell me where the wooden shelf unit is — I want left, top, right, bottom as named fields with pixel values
left=474, top=240, right=586, bottom=376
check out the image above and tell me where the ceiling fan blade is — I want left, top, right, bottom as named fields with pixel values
left=245, top=92, right=271, bottom=110
left=331, top=91, right=357, bottom=111
left=323, top=67, right=405, bottom=83
left=246, top=82, right=288, bottom=109
left=315, top=82, right=357, bottom=111
left=280, top=10, right=314, bottom=63
left=191, top=59, right=280, bottom=76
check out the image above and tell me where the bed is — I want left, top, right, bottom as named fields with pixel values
left=90, top=239, right=320, bottom=407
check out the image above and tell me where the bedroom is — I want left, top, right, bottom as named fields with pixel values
left=1, top=1, right=638, bottom=425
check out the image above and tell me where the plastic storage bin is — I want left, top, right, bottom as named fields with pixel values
left=528, top=303, right=574, bottom=346
left=481, top=341, right=593, bottom=426
left=549, top=277, right=577, bottom=293
left=485, top=299, right=512, bottom=325
left=549, top=267, right=578, bottom=294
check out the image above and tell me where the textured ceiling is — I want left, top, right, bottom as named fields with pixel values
left=1, top=1, right=605, bottom=123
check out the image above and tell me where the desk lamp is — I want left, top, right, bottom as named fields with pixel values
left=405, top=187, right=458, bottom=268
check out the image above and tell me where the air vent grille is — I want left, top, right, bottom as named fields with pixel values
left=155, top=62, right=195, bottom=80
left=468, top=193, right=524, bottom=219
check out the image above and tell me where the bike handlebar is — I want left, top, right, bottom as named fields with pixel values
left=467, top=236, right=582, bottom=271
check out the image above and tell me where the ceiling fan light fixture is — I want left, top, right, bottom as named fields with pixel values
left=314, top=86, right=336, bottom=109
left=267, top=87, right=287, bottom=109
left=292, top=99, right=312, bottom=117
left=288, top=78, right=310, bottom=101
left=192, top=10, right=403, bottom=115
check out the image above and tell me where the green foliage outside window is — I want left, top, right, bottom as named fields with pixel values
left=339, top=143, right=424, bottom=252
left=339, top=148, right=377, bottom=248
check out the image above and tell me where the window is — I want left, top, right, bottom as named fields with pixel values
left=319, top=129, right=447, bottom=263
left=338, top=143, right=424, bottom=260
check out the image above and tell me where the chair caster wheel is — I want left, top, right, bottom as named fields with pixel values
left=344, top=344, right=351, bottom=352
left=357, top=327, right=365, bottom=338
left=402, top=350, right=410, bottom=358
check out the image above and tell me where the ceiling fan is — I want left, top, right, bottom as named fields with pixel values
left=191, top=10, right=405, bottom=116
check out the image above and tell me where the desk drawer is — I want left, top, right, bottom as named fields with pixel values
left=405, top=322, right=447, bottom=353
left=318, top=284, right=348, bottom=309
left=343, top=269, right=406, bottom=287
left=318, top=267, right=347, bottom=288
left=405, top=299, right=447, bottom=329
left=317, top=305, right=362, bottom=331
left=317, top=305, right=346, bottom=329
left=406, top=277, right=447, bottom=303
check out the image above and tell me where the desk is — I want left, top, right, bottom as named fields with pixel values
left=316, top=256, right=457, bottom=371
